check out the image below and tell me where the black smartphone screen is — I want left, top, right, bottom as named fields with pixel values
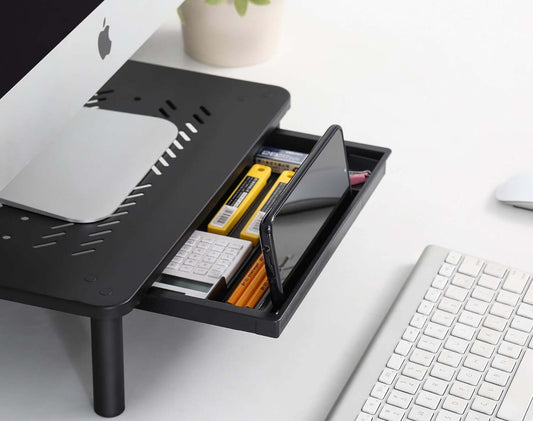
left=268, top=127, right=350, bottom=285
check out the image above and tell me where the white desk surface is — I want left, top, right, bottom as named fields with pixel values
left=2, top=1, right=533, bottom=419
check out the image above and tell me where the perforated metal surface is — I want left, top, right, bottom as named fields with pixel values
left=0, top=61, right=290, bottom=318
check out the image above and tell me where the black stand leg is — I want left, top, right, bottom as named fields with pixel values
left=91, top=318, right=125, bottom=418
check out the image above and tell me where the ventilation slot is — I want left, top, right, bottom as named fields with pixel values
left=117, top=202, right=136, bottom=209
left=179, top=131, right=191, bottom=142
left=200, top=106, right=211, bottom=116
left=166, top=100, right=177, bottom=110
left=185, top=122, right=198, bottom=134
left=126, top=192, right=144, bottom=200
left=132, top=184, right=151, bottom=191
left=159, top=108, right=170, bottom=118
left=110, top=211, right=129, bottom=218
left=151, top=165, right=162, bottom=176
left=72, top=249, right=96, bottom=257
left=97, top=220, right=120, bottom=228
left=89, top=230, right=112, bottom=237
left=80, top=240, right=104, bottom=247
left=97, top=89, right=115, bottom=95
left=193, top=114, right=204, bottom=125
left=51, top=222, right=74, bottom=230
left=166, top=148, right=176, bottom=158
left=173, top=140, right=184, bottom=150
left=33, top=242, right=57, bottom=249
left=42, top=232, right=66, bottom=239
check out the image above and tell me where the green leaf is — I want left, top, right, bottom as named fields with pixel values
left=250, top=0, right=270, bottom=5
left=205, top=0, right=224, bottom=4
left=234, top=0, right=248, bottom=16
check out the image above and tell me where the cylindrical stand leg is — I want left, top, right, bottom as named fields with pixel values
left=91, top=317, right=125, bottom=417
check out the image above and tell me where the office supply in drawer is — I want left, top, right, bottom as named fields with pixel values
left=227, top=254, right=265, bottom=304
left=240, top=171, right=294, bottom=246
left=208, top=164, right=271, bottom=236
left=155, top=231, right=252, bottom=298
left=329, top=245, right=533, bottom=421
left=255, top=146, right=308, bottom=172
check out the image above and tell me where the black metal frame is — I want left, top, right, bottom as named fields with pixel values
left=0, top=62, right=390, bottom=417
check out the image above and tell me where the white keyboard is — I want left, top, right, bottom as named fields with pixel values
left=155, top=231, right=252, bottom=298
left=328, top=246, right=533, bottom=421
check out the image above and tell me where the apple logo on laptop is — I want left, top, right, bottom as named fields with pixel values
left=98, top=18, right=112, bottom=60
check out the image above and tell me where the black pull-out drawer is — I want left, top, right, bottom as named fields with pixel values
left=137, top=128, right=390, bottom=337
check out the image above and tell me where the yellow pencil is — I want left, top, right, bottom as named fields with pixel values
left=244, top=276, right=269, bottom=309
left=235, top=265, right=266, bottom=307
left=227, top=254, right=264, bottom=305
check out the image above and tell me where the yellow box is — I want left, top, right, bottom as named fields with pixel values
left=240, top=171, right=294, bottom=246
left=208, top=164, right=271, bottom=236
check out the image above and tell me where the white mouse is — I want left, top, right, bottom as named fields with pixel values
left=496, top=173, right=533, bottom=210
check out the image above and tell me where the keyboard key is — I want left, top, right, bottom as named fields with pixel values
left=451, top=323, right=475, bottom=340
left=395, top=375, right=420, bottom=395
left=477, top=327, right=500, bottom=345
left=471, top=396, right=497, bottom=415
left=491, top=354, right=515, bottom=372
left=465, top=412, right=490, bottom=421
left=505, top=328, right=529, bottom=346
left=438, top=297, right=462, bottom=314
left=502, top=269, right=530, bottom=294
left=395, top=340, right=412, bottom=356
left=471, top=286, right=495, bottom=302
left=464, top=354, right=488, bottom=372
left=478, top=381, right=503, bottom=401
left=417, top=300, right=434, bottom=315
left=410, top=313, right=427, bottom=329
left=496, top=348, right=533, bottom=420
left=477, top=273, right=501, bottom=290
left=445, top=251, right=462, bottom=265
left=451, top=273, right=475, bottom=289
left=356, top=414, right=372, bottom=421
left=464, top=298, right=488, bottom=315
left=510, top=316, right=533, bottom=333
left=456, top=367, right=481, bottom=385
left=498, top=341, right=522, bottom=359
left=362, top=397, right=380, bottom=414
left=484, top=262, right=506, bottom=278
left=431, top=309, right=454, bottom=327
left=379, top=404, right=404, bottom=421
left=425, top=322, right=448, bottom=340
left=458, top=256, right=484, bottom=277
left=489, top=302, right=513, bottom=319
left=445, top=285, right=468, bottom=302
left=524, top=282, right=533, bottom=304
left=485, top=367, right=510, bottom=387
left=442, top=395, right=468, bottom=414
left=379, top=368, right=397, bottom=385
left=449, top=381, right=474, bottom=400
left=418, top=335, right=440, bottom=353
left=517, top=302, right=533, bottom=319
left=430, top=363, right=454, bottom=381
left=424, top=287, right=441, bottom=303
left=439, top=263, right=455, bottom=277
left=415, top=390, right=441, bottom=410
left=435, top=411, right=461, bottom=421
left=408, top=405, right=433, bottom=421
left=437, top=349, right=462, bottom=367
left=387, top=354, right=405, bottom=370
left=496, top=290, right=520, bottom=306
left=370, top=382, right=389, bottom=399
left=458, top=310, right=482, bottom=327
left=402, top=326, right=420, bottom=342
left=483, top=314, right=507, bottom=332
left=432, top=275, right=448, bottom=289
left=410, top=349, right=434, bottom=367
left=422, top=376, right=448, bottom=395
left=470, top=340, right=494, bottom=358
left=402, top=362, right=427, bottom=380
left=444, top=336, right=469, bottom=354
left=386, top=389, right=412, bottom=409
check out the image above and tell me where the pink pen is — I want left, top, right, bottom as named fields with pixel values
left=349, top=171, right=370, bottom=186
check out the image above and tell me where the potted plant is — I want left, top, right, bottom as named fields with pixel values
left=178, top=0, right=284, bottom=67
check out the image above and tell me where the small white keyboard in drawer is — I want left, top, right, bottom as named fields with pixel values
left=328, top=245, right=533, bottom=421
left=154, top=231, right=252, bottom=298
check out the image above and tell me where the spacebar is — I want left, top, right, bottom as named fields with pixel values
left=497, top=348, right=533, bottom=420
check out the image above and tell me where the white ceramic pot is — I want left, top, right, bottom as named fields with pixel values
left=180, top=0, right=284, bottom=67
